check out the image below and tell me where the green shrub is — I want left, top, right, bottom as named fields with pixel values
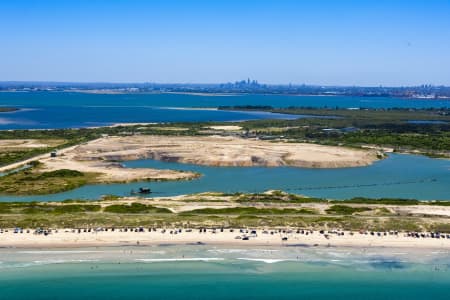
left=37, top=169, right=84, bottom=179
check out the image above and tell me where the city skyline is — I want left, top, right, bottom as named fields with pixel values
left=1, top=0, right=450, bottom=86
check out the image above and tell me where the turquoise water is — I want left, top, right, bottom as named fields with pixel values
left=1, top=245, right=450, bottom=299
left=1, top=92, right=450, bottom=129
left=1, top=154, right=449, bottom=202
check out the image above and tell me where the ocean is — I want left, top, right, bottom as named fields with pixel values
left=0, top=245, right=449, bottom=300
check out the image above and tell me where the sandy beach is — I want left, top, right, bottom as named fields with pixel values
left=1, top=228, right=449, bottom=249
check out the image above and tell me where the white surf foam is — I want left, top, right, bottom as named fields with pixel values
left=0, top=259, right=100, bottom=269
left=135, top=258, right=224, bottom=263
left=237, top=258, right=291, bottom=264
left=19, top=251, right=102, bottom=254
left=32, top=259, right=99, bottom=265
left=208, top=249, right=280, bottom=254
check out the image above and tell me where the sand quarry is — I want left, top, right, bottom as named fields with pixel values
left=31, top=135, right=380, bottom=183
left=69, top=135, right=379, bottom=168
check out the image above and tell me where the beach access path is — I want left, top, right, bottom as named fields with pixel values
left=0, top=141, right=92, bottom=173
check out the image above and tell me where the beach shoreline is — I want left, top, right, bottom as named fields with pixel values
left=1, top=228, right=450, bottom=250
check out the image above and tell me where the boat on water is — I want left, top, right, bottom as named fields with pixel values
left=131, top=187, right=152, bottom=195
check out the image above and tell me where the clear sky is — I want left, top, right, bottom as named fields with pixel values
left=1, top=0, right=450, bottom=86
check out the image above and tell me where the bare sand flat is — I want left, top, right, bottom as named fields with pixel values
left=72, top=135, right=379, bottom=168
left=0, top=139, right=64, bottom=149
left=206, top=125, right=243, bottom=131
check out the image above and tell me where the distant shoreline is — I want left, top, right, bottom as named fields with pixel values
left=0, top=107, right=19, bottom=113
left=1, top=89, right=450, bottom=100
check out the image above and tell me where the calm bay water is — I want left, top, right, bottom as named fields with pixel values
left=0, top=106, right=300, bottom=130
left=1, top=92, right=450, bottom=129
left=1, top=245, right=450, bottom=300
left=1, top=153, right=449, bottom=202
left=2, top=91, right=450, bottom=108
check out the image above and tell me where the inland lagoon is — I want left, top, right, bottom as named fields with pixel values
left=0, top=153, right=449, bottom=202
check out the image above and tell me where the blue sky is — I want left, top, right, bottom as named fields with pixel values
left=1, top=0, right=449, bottom=86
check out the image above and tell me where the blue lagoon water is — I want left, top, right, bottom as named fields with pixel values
left=1, top=245, right=450, bottom=300
left=1, top=153, right=449, bottom=202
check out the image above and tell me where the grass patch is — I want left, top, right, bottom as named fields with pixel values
left=35, top=169, right=84, bottom=179
left=326, top=205, right=372, bottom=215
left=428, top=201, right=450, bottom=206
left=10, top=203, right=101, bottom=214
left=235, top=193, right=326, bottom=204
left=339, top=197, right=420, bottom=206
left=104, top=203, right=172, bottom=214
left=0, top=168, right=100, bottom=195
left=428, top=223, right=450, bottom=232
left=181, top=207, right=318, bottom=215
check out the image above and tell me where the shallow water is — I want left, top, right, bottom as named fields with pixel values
left=1, top=153, right=449, bottom=202
left=0, top=245, right=450, bottom=300
left=408, top=120, right=449, bottom=124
